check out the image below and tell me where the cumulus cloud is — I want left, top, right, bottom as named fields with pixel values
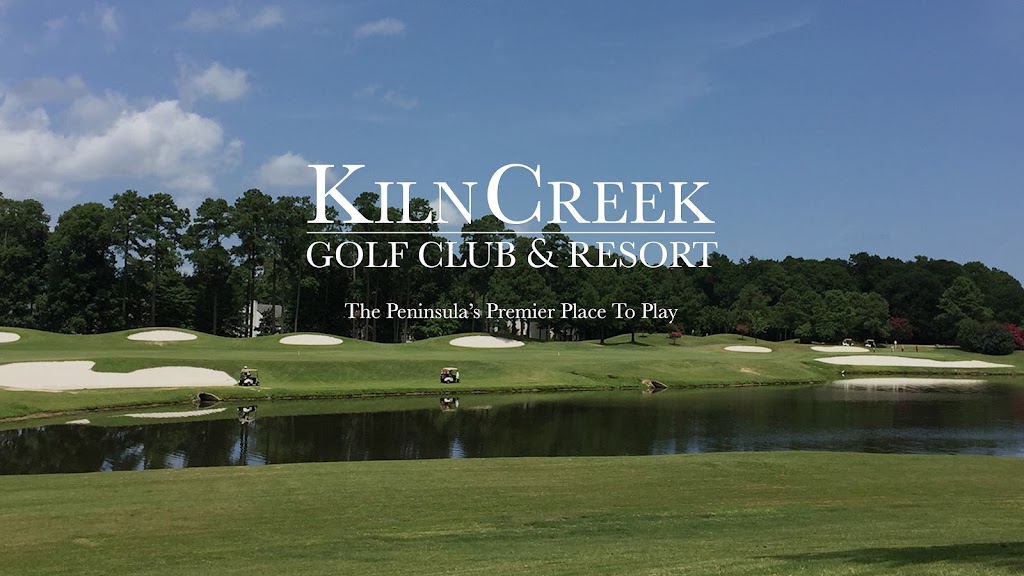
left=183, top=4, right=283, bottom=32
left=179, top=62, right=250, bottom=103
left=354, top=18, right=405, bottom=39
left=429, top=195, right=470, bottom=232
left=0, top=80, right=240, bottom=199
left=5, top=75, right=88, bottom=105
left=257, top=152, right=317, bottom=187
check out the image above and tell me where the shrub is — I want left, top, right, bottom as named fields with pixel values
left=888, top=316, right=914, bottom=342
left=1005, top=323, right=1024, bottom=350
left=956, top=319, right=1016, bottom=355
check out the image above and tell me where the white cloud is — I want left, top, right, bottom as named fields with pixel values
left=353, top=84, right=379, bottom=99
left=43, top=16, right=67, bottom=41
left=353, top=84, right=417, bottom=111
left=257, top=152, right=317, bottom=187
left=65, top=90, right=129, bottom=132
left=97, top=3, right=119, bottom=36
left=179, top=62, right=250, bottom=103
left=6, top=75, right=87, bottom=105
left=183, top=4, right=283, bottom=32
left=381, top=89, right=417, bottom=111
left=429, top=196, right=469, bottom=232
left=354, top=17, right=405, bottom=39
left=0, top=81, right=239, bottom=199
left=94, top=3, right=120, bottom=48
left=247, top=6, right=283, bottom=30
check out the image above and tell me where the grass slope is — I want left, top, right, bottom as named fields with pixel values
left=0, top=452, right=1021, bottom=575
left=0, top=327, right=1021, bottom=419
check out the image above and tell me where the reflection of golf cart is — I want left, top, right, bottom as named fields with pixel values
left=239, top=369, right=259, bottom=387
left=842, top=338, right=855, bottom=347
left=864, top=339, right=877, bottom=349
left=237, top=406, right=257, bottom=423
left=440, top=367, right=460, bottom=384
left=440, top=397, right=460, bottom=411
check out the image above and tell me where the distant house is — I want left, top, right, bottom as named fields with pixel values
left=251, top=301, right=283, bottom=337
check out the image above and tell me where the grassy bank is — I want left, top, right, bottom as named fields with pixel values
left=0, top=452, right=1020, bottom=575
left=0, top=327, right=1021, bottom=420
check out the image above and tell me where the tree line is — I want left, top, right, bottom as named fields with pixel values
left=2, top=190, right=1023, bottom=354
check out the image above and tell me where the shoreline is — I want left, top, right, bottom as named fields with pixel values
left=3, top=372, right=1019, bottom=424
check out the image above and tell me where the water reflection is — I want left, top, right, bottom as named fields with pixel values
left=2, top=381, right=1023, bottom=475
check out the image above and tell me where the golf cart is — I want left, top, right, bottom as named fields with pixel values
left=440, top=367, right=460, bottom=384
left=864, top=339, right=877, bottom=349
left=842, top=338, right=855, bottom=347
left=239, top=368, right=259, bottom=387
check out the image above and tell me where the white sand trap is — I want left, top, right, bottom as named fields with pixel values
left=0, top=361, right=236, bottom=391
left=66, top=419, right=91, bottom=425
left=124, top=407, right=226, bottom=419
left=812, top=346, right=866, bottom=353
left=280, top=334, right=343, bottom=346
left=449, top=336, right=525, bottom=348
left=127, top=330, right=197, bottom=342
left=815, top=356, right=1013, bottom=369
left=0, top=332, right=21, bottom=343
left=835, top=377, right=986, bottom=388
left=724, top=345, right=772, bottom=353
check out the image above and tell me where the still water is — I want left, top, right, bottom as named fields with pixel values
left=2, top=380, right=1023, bottom=475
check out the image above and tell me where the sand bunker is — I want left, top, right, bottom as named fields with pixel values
left=280, top=334, right=343, bottom=346
left=834, top=377, right=986, bottom=388
left=0, top=361, right=236, bottom=391
left=449, top=336, right=525, bottom=348
left=127, top=330, right=197, bottom=342
left=124, top=408, right=226, bottom=419
left=815, top=356, right=1013, bottom=369
left=812, top=346, right=866, bottom=353
left=0, top=332, right=21, bottom=343
left=66, top=419, right=91, bottom=425
left=724, top=345, right=772, bottom=353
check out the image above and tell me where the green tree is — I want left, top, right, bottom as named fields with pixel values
left=185, top=198, right=236, bottom=335
left=143, top=193, right=190, bottom=327
left=231, top=189, right=274, bottom=337
left=109, top=190, right=149, bottom=328
left=0, top=194, right=50, bottom=326
left=936, top=276, right=992, bottom=343
left=749, top=310, right=769, bottom=343
left=38, top=203, right=118, bottom=333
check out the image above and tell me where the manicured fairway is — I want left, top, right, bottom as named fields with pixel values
left=0, top=452, right=1021, bottom=575
left=1, top=327, right=1021, bottom=420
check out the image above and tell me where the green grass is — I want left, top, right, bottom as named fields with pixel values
left=0, top=326, right=1021, bottom=419
left=0, top=452, right=1021, bottom=575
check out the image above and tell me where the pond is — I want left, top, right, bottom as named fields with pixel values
left=2, top=379, right=1023, bottom=475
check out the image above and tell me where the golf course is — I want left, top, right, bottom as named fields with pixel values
left=0, top=326, right=1021, bottom=420
left=2, top=327, right=1023, bottom=574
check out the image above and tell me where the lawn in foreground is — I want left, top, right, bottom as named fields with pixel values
left=0, top=452, right=1021, bottom=575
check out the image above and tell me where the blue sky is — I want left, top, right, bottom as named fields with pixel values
left=0, top=1, right=1021, bottom=280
